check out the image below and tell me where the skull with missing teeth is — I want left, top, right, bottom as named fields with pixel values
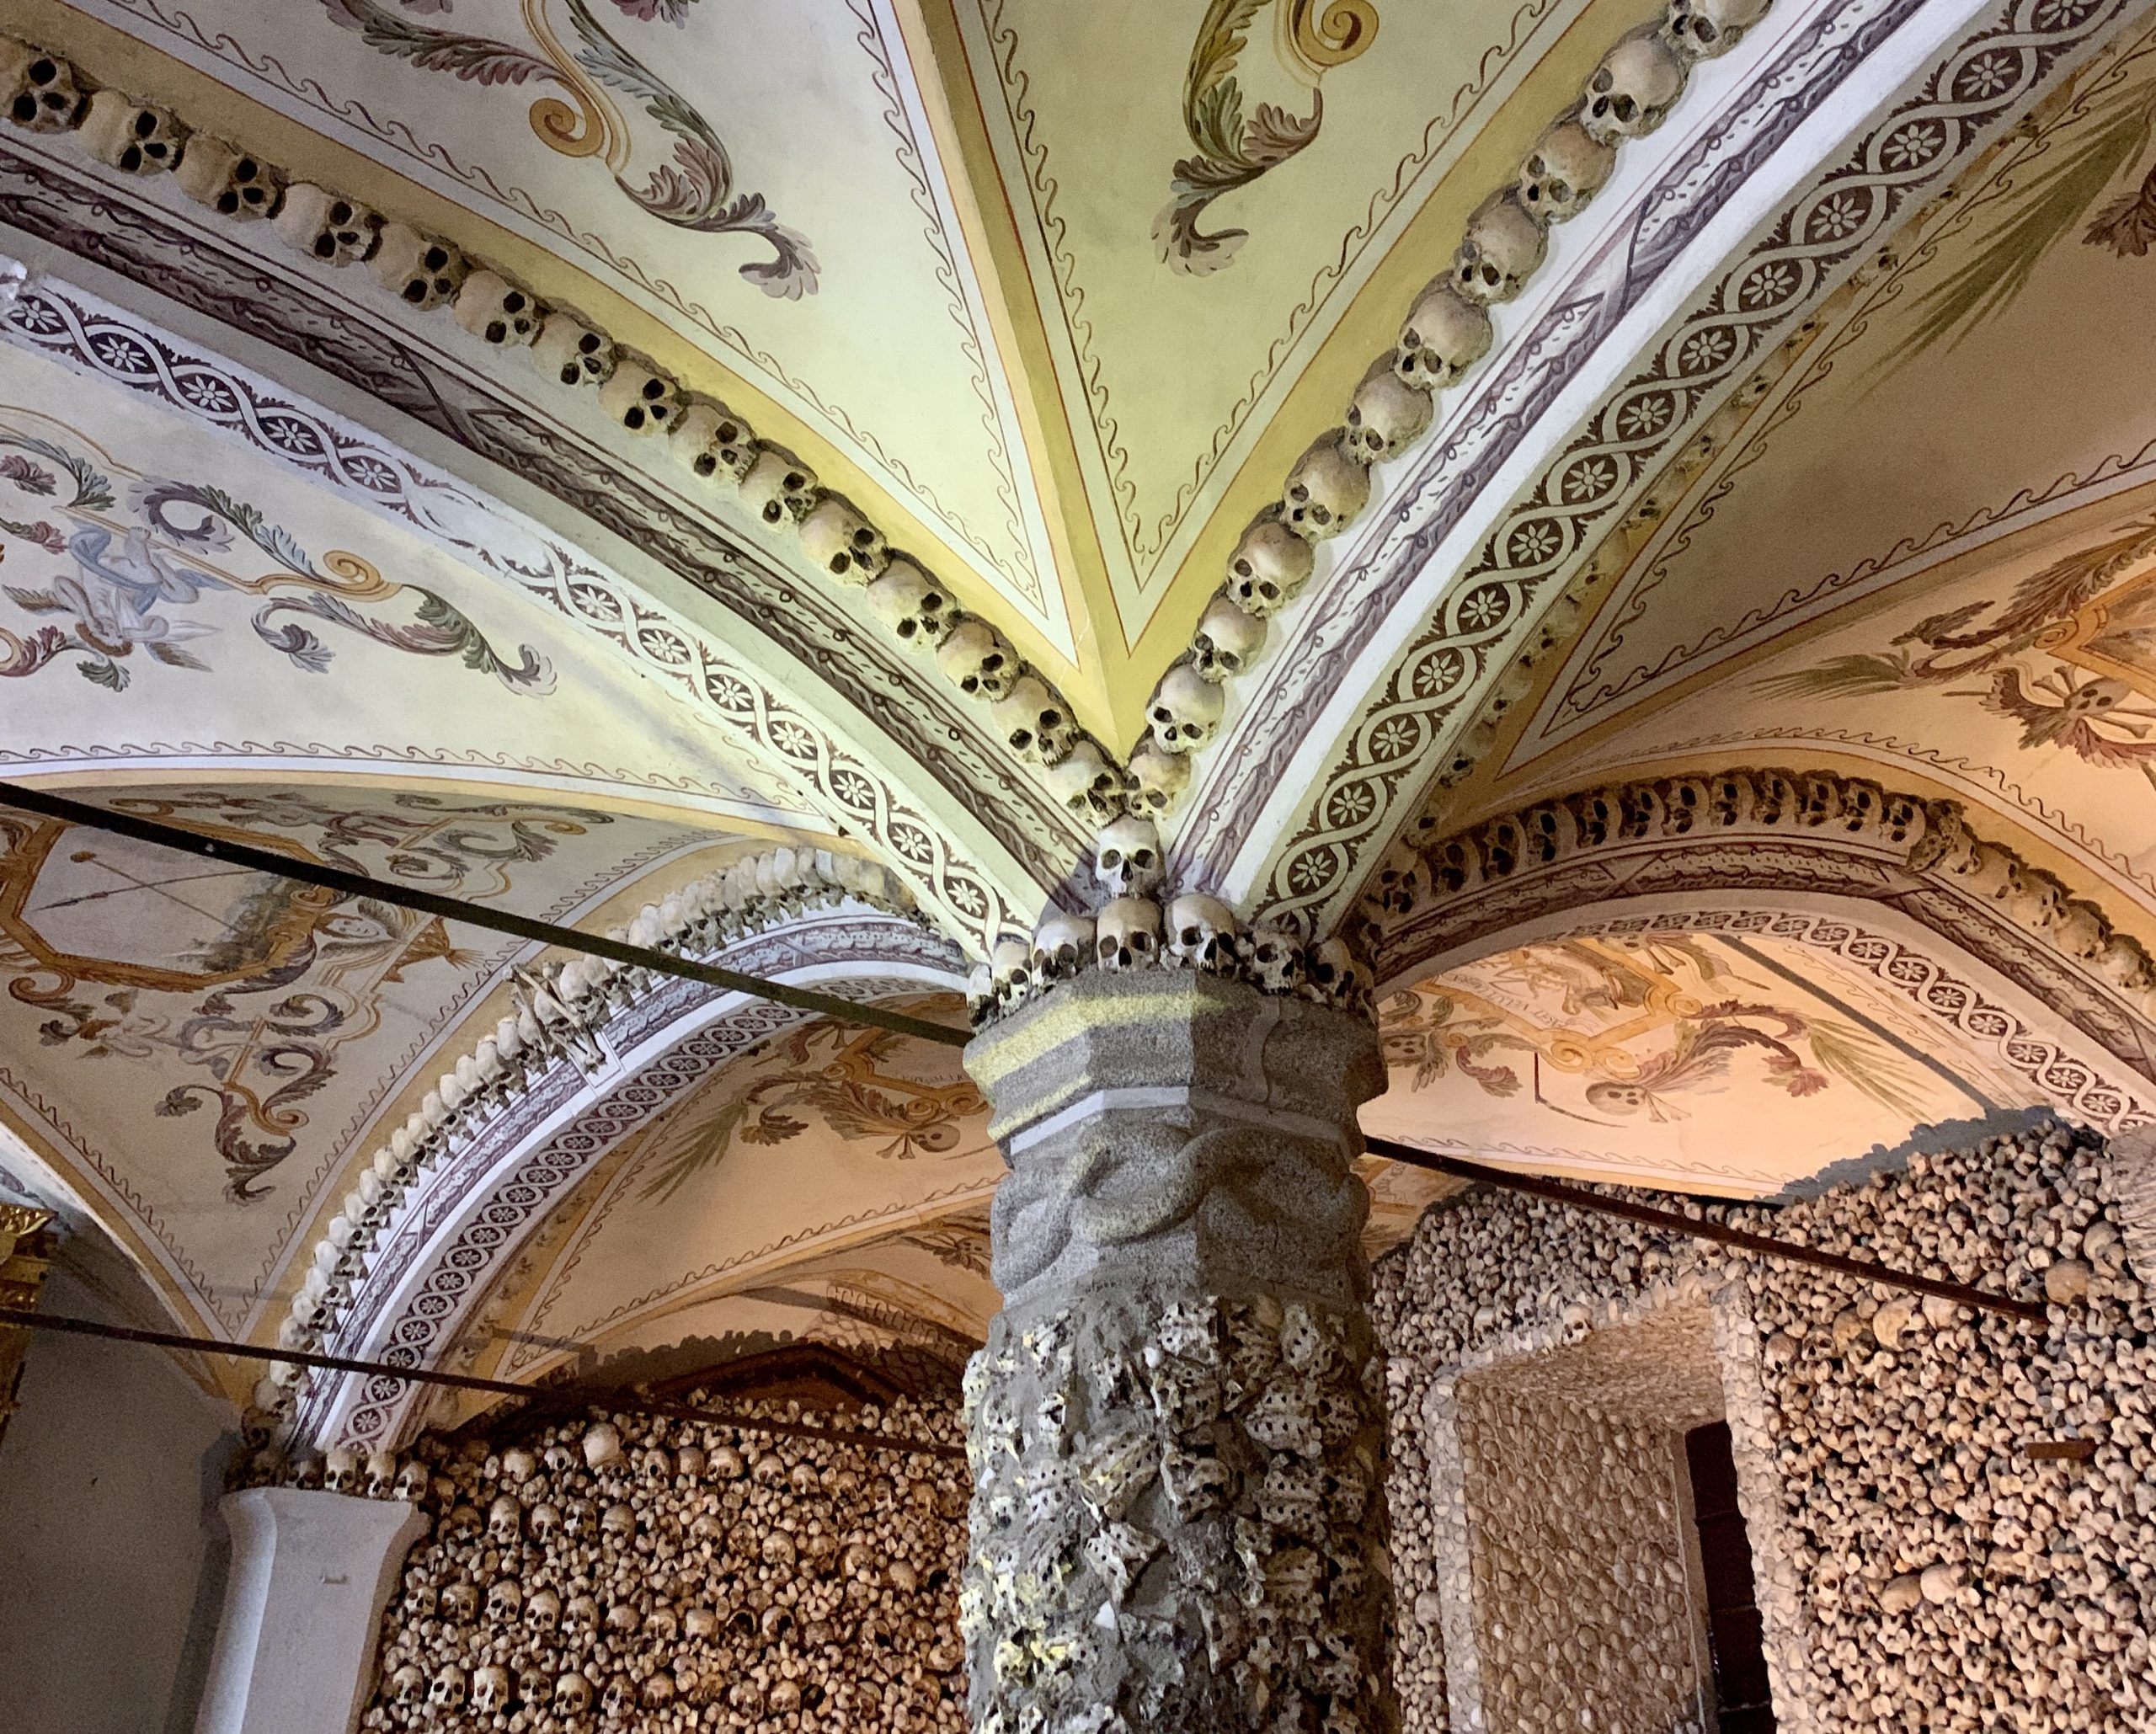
left=1227, top=520, right=1315, bottom=616
left=1097, top=897, right=1162, bottom=971
left=1093, top=817, right=1164, bottom=899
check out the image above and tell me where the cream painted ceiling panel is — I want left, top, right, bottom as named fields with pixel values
left=500, top=1003, right=1001, bottom=1376
left=1363, top=931, right=2046, bottom=1194
left=0, top=779, right=752, bottom=1339
left=1529, top=31, right=2156, bottom=757
left=68, top=0, right=1070, bottom=651
left=0, top=324, right=814, bottom=821
left=954, top=0, right=1593, bottom=638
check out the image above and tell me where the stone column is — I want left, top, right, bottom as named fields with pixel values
left=960, top=969, right=1396, bottom=1734
left=194, top=1486, right=427, bottom=1734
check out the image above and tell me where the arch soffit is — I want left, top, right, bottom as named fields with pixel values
left=0, top=261, right=1065, bottom=945
left=288, top=910, right=967, bottom=1451
left=1369, top=767, right=2156, bottom=1124
left=1177, top=0, right=2136, bottom=934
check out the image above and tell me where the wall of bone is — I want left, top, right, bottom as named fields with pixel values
left=353, top=1395, right=969, bottom=1731
left=1374, top=1118, right=2156, bottom=1734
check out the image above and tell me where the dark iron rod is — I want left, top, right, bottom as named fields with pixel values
left=0, top=781, right=970, bottom=1048
left=1363, top=1138, right=2047, bottom=1323
left=0, top=1305, right=966, bottom=1459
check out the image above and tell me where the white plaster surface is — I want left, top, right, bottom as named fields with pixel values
left=0, top=1262, right=233, bottom=1734
left=195, top=1488, right=426, bottom=1734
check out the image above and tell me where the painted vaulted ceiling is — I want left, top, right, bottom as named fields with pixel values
left=3, top=0, right=2156, bottom=1441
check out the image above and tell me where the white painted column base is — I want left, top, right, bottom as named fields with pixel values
left=193, top=1487, right=427, bottom=1734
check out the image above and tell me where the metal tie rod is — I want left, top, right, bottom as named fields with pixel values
left=1363, top=1137, right=2047, bottom=1323
left=0, top=1305, right=966, bottom=1459
left=0, top=781, right=970, bottom=1048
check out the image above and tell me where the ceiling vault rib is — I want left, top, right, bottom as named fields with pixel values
left=1363, top=1138, right=2047, bottom=1323
left=0, top=782, right=972, bottom=1048
left=0, top=1304, right=966, bottom=1459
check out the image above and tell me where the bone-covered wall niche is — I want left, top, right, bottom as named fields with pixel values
left=356, top=1393, right=969, bottom=1731
left=1374, top=1118, right=2156, bottom=1734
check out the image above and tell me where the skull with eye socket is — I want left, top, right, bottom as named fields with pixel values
left=1281, top=435, right=1369, bottom=542
left=1092, top=816, right=1164, bottom=899
left=1226, top=519, right=1315, bottom=617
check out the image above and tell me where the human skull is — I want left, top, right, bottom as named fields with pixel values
left=1193, top=593, right=1267, bottom=681
left=740, top=449, right=819, bottom=526
left=990, top=675, right=1077, bottom=764
left=864, top=558, right=957, bottom=647
left=451, top=269, right=541, bottom=345
left=1096, top=897, right=1163, bottom=971
left=1282, top=434, right=1369, bottom=541
left=173, top=136, right=282, bottom=220
left=602, top=1674, right=637, bottom=1716
left=1046, top=739, right=1123, bottom=820
left=555, top=1673, right=595, bottom=1714
left=487, top=1492, right=521, bottom=1546
left=428, top=1666, right=467, bottom=1710
left=564, top=1593, right=600, bottom=1632
left=471, top=1666, right=510, bottom=1715
left=369, top=222, right=467, bottom=310
left=936, top=617, right=1019, bottom=701
left=488, top=1577, right=524, bottom=1622
left=1032, top=913, right=1096, bottom=984
left=1396, top=281, right=1494, bottom=393
left=1128, top=736, right=1193, bottom=819
left=601, top=1501, right=637, bottom=1539
left=1147, top=663, right=1226, bottom=753
left=1347, top=355, right=1434, bottom=463
left=674, top=1443, right=706, bottom=1480
left=273, top=184, right=380, bottom=268
left=389, top=1665, right=424, bottom=1707
left=533, top=311, right=616, bottom=388
left=528, top=1588, right=562, bottom=1635
left=80, top=92, right=186, bottom=175
left=1227, top=518, right=1317, bottom=616
left=990, top=936, right=1034, bottom=1011
left=441, top=1580, right=478, bottom=1622
left=393, top=1459, right=430, bottom=1502
left=1166, top=894, right=1238, bottom=973
left=362, top=1449, right=397, bottom=1499
left=1582, top=31, right=1688, bottom=144
left=798, top=495, right=889, bottom=580
left=1519, top=118, right=1618, bottom=222
left=1093, top=816, right=1164, bottom=898
left=1, top=43, right=86, bottom=132
left=1665, top=0, right=1772, bottom=60
left=1454, top=195, right=1547, bottom=303
left=1246, top=925, right=1305, bottom=993
left=1305, top=937, right=1368, bottom=1007
left=597, top=358, right=677, bottom=435
left=499, top=1444, right=536, bottom=1484
left=322, top=1446, right=359, bottom=1495
left=583, top=1422, right=622, bottom=1469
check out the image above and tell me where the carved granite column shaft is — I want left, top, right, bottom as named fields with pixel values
left=961, top=971, right=1396, bottom=1734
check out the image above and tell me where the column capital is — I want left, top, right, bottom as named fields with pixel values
left=966, top=968, right=1385, bottom=1151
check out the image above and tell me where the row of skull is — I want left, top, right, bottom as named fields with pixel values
left=1365, top=767, right=2156, bottom=1017
left=966, top=817, right=1369, bottom=1024
left=1127, top=0, right=1777, bottom=833
left=252, top=847, right=924, bottom=1448
left=0, top=33, right=1117, bottom=840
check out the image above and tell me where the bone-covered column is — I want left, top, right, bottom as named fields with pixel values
left=961, top=970, right=1396, bottom=1734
